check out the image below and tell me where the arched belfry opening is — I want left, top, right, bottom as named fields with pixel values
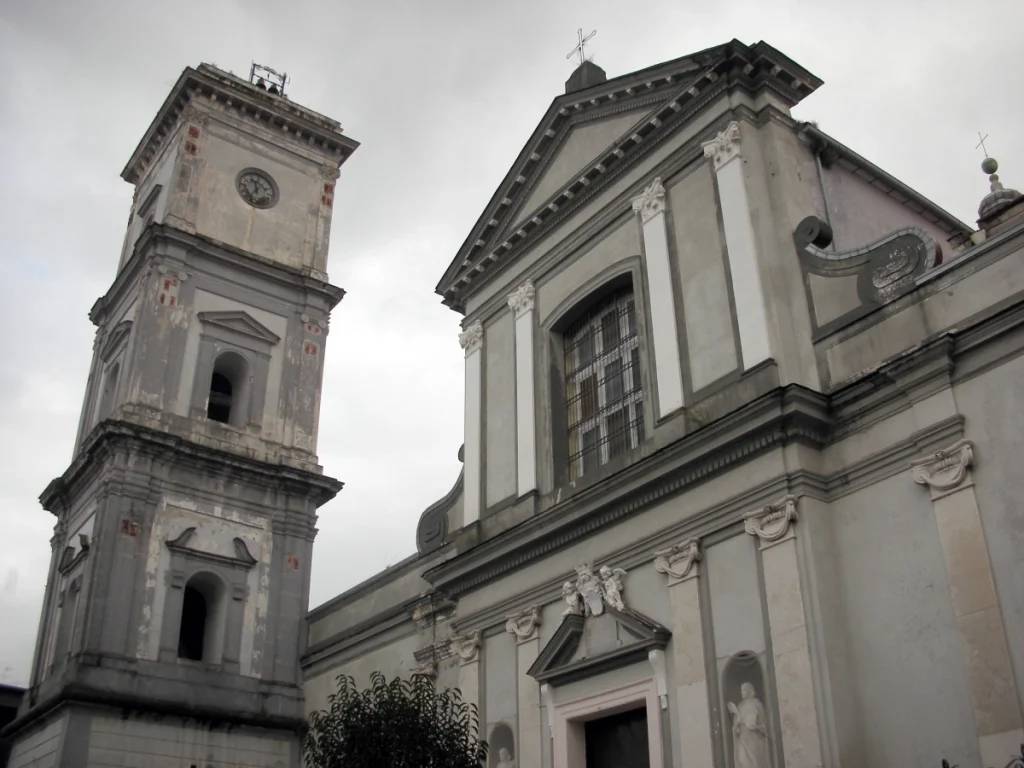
left=177, top=572, right=226, bottom=663
left=206, top=351, right=249, bottom=427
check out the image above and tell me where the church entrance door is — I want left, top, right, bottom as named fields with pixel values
left=583, top=706, right=650, bottom=768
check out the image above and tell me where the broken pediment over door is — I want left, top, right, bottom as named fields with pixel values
left=527, top=606, right=670, bottom=687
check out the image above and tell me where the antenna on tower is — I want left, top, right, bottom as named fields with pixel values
left=249, top=62, right=289, bottom=97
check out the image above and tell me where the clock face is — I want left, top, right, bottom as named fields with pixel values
left=236, top=170, right=277, bottom=208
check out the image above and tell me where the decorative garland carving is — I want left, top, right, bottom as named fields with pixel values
left=449, top=631, right=482, bottom=665
left=505, top=605, right=541, bottom=642
left=743, top=495, right=798, bottom=546
left=910, top=439, right=974, bottom=494
left=653, top=538, right=701, bottom=584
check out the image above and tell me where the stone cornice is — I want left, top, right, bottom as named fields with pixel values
left=123, top=64, right=358, bottom=186
left=438, top=39, right=821, bottom=309
left=424, top=385, right=829, bottom=595
left=39, top=419, right=343, bottom=518
left=90, top=224, right=346, bottom=327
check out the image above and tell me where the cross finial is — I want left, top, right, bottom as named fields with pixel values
left=566, top=28, right=597, bottom=67
left=976, top=132, right=990, bottom=158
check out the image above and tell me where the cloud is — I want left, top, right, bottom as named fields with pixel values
left=1, top=0, right=1020, bottom=687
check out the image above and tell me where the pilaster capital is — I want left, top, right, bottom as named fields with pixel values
left=631, top=177, right=666, bottom=224
left=702, top=121, right=742, bottom=171
left=458, top=323, right=484, bottom=356
left=449, top=630, right=481, bottom=665
left=505, top=605, right=541, bottom=643
left=653, top=538, right=701, bottom=585
left=412, top=659, right=437, bottom=679
left=744, top=494, right=798, bottom=548
left=507, top=281, right=536, bottom=317
left=910, top=439, right=974, bottom=498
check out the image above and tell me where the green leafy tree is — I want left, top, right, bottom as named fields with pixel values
left=304, top=671, right=488, bottom=768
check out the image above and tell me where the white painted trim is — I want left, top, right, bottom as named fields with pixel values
left=636, top=206, right=685, bottom=417
left=552, top=677, right=664, bottom=768
left=514, top=310, right=537, bottom=495
left=715, top=154, right=772, bottom=369
left=463, top=347, right=482, bottom=525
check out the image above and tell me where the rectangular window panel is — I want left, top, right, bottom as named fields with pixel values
left=607, top=408, right=628, bottom=461
left=582, top=427, right=600, bottom=477
left=604, top=358, right=623, bottom=404
left=601, top=311, right=619, bottom=353
left=634, top=405, right=645, bottom=448
left=579, top=374, right=598, bottom=421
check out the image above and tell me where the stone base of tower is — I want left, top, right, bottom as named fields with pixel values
left=6, top=705, right=301, bottom=768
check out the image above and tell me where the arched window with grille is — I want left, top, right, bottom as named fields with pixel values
left=564, top=287, right=645, bottom=482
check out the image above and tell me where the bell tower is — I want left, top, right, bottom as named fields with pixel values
left=4, top=63, right=357, bottom=768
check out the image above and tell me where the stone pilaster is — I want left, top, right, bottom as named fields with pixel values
left=507, top=282, right=537, bottom=496
left=450, top=631, right=482, bottom=715
left=911, top=440, right=1024, bottom=766
left=744, top=495, right=823, bottom=768
left=632, top=178, right=685, bottom=417
left=459, top=324, right=484, bottom=524
left=653, top=538, right=714, bottom=767
left=702, top=122, right=772, bottom=370
left=506, top=606, right=542, bottom=767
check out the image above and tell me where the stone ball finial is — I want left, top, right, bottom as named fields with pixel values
left=982, top=156, right=998, bottom=175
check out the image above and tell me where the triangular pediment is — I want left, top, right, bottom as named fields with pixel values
left=436, top=39, right=822, bottom=310
left=509, top=106, right=651, bottom=232
left=197, top=310, right=280, bottom=345
left=527, top=607, right=670, bottom=687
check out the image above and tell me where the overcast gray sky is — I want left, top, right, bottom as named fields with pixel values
left=1, top=0, right=1021, bottom=686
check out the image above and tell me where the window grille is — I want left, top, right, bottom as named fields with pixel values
left=564, top=289, right=644, bottom=482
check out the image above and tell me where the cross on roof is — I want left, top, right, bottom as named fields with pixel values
left=976, top=132, right=990, bottom=158
left=566, top=28, right=597, bottom=67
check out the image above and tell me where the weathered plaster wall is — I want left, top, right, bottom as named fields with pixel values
left=667, top=162, right=736, bottom=391
left=193, top=127, right=323, bottom=272
left=822, top=242, right=1024, bottom=384
left=5, top=712, right=66, bottom=768
left=536, top=217, right=640, bottom=325
left=304, top=633, right=420, bottom=715
left=953, top=354, right=1024, bottom=707
left=484, top=311, right=517, bottom=507
left=85, top=713, right=295, bottom=768
left=830, top=473, right=979, bottom=766
left=820, top=162, right=954, bottom=258
left=484, top=629, right=517, bottom=746
left=518, top=107, right=650, bottom=222
left=136, top=496, right=273, bottom=679
left=174, top=288, right=288, bottom=435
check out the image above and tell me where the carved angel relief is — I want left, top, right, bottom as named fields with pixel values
left=562, top=563, right=628, bottom=617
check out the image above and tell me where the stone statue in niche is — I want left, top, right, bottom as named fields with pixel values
left=599, top=565, right=627, bottom=611
left=496, top=747, right=515, bottom=768
left=488, top=723, right=515, bottom=768
left=728, top=682, right=771, bottom=768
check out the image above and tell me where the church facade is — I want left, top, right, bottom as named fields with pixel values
left=303, top=40, right=1024, bottom=768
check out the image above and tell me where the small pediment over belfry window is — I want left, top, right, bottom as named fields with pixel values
left=197, top=311, right=281, bottom=346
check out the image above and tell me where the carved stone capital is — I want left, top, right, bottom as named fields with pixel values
left=505, top=605, right=541, bottom=642
left=631, top=178, right=666, bottom=224
left=449, top=630, right=481, bottom=665
left=910, top=439, right=974, bottom=498
left=459, top=323, right=484, bottom=356
left=702, top=121, right=742, bottom=171
left=744, top=494, right=798, bottom=548
left=507, top=281, right=536, bottom=317
left=321, top=164, right=341, bottom=182
left=653, top=538, right=701, bottom=585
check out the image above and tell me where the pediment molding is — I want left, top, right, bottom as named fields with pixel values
left=437, top=39, right=821, bottom=309
left=166, top=526, right=259, bottom=569
left=100, top=320, right=133, bottom=363
left=527, top=606, right=670, bottom=687
left=197, top=310, right=281, bottom=346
